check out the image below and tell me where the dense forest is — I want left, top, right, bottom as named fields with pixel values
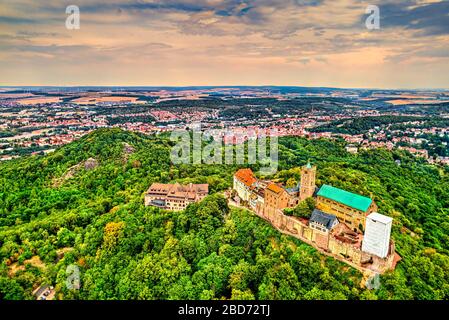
left=0, top=128, right=448, bottom=300
left=312, top=116, right=431, bottom=134
left=376, top=102, right=449, bottom=115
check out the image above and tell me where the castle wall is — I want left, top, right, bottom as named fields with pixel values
left=313, top=231, right=329, bottom=250
left=232, top=166, right=397, bottom=274
left=328, top=237, right=362, bottom=265
left=254, top=206, right=395, bottom=274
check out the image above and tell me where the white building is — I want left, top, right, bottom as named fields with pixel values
left=362, top=212, right=393, bottom=258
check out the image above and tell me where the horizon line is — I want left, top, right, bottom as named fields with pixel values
left=1, top=85, right=449, bottom=91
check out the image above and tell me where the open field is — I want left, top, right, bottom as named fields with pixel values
left=17, top=97, right=61, bottom=105
left=387, top=99, right=449, bottom=105
left=71, top=96, right=144, bottom=105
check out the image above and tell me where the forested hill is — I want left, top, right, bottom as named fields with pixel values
left=0, top=128, right=448, bottom=300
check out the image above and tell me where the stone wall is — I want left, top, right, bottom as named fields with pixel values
left=256, top=203, right=396, bottom=274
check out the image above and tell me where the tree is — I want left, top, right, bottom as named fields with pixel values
left=284, top=197, right=316, bottom=218
left=102, top=221, right=125, bottom=252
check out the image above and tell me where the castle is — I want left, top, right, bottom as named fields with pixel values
left=233, top=164, right=400, bottom=274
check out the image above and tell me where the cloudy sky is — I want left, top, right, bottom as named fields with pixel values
left=0, top=0, right=448, bottom=88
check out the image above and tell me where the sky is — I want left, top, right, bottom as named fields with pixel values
left=0, top=0, right=448, bottom=88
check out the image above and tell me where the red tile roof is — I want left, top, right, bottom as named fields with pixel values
left=234, top=168, right=257, bottom=187
left=266, top=182, right=284, bottom=194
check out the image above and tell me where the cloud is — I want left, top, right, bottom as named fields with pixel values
left=379, top=0, right=449, bottom=36
left=0, top=0, right=448, bottom=88
left=0, top=15, right=38, bottom=25
left=386, top=45, right=449, bottom=63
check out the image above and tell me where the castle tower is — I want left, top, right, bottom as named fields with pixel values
left=300, top=162, right=316, bottom=201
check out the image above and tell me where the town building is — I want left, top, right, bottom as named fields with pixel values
left=316, top=184, right=377, bottom=233
left=144, top=182, right=208, bottom=211
left=362, top=212, right=393, bottom=258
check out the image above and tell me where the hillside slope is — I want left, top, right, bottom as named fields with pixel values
left=0, top=128, right=448, bottom=300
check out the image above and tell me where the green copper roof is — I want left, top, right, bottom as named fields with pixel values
left=306, top=162, right=312, bottom=169
left=317, top=184, right=372, bottom=212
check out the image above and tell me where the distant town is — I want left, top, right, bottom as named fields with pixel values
left=1, top=86, right=448, bottom=166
